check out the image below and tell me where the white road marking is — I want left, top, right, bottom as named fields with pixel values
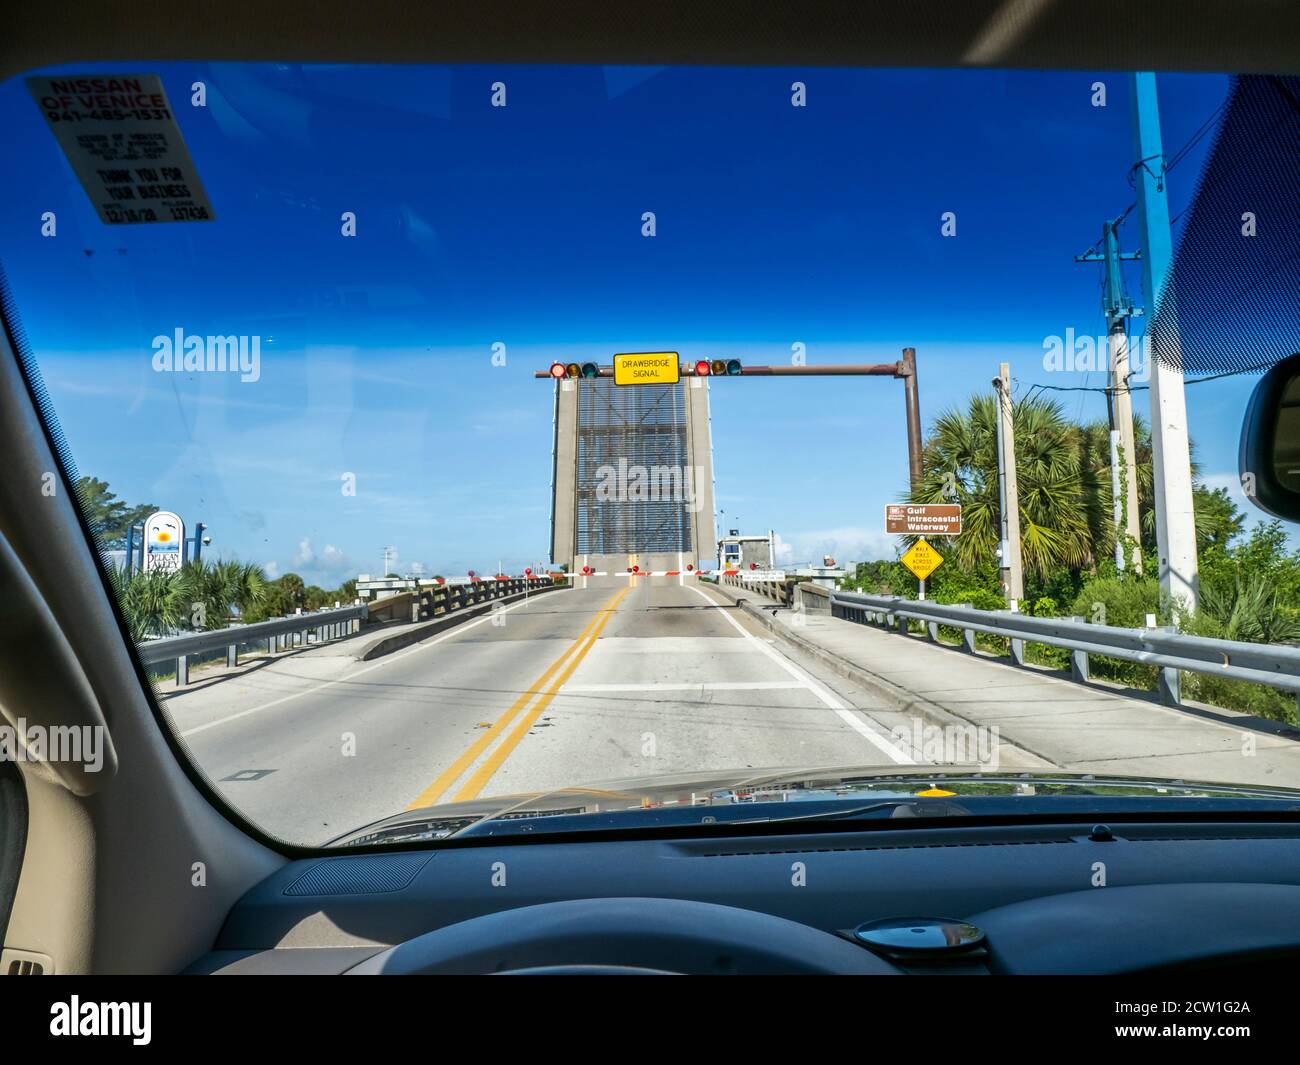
left=177, top=593, right=545, bottom=737
left=688, top=585, right=913, bottom=764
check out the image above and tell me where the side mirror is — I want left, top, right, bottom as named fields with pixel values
left=1239, top=352, right=1300, bottom=521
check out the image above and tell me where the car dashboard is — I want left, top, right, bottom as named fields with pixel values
left=185, top=818, right=1300, bottom=975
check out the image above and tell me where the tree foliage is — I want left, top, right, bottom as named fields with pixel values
left=75, top=476, right=156, bottom=550
left=906, top=394, right=1115, bottom=578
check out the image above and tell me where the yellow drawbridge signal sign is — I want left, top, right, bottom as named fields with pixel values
left=900, top=538, right=944, bottom=581
left=613, top=352, right=680, bottom=386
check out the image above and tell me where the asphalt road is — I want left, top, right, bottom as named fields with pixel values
left=162, top=580, right=938, bottom=845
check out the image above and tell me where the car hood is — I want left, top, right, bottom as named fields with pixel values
left=328, top=764, right=1300, bottom=846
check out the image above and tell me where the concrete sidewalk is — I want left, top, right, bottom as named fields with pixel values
left=712, top=583, right=1300, bottom=790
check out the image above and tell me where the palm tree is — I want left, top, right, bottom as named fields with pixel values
left=175, top=558, right=268, bottom=629
left=114, top=566, right=185, bottom=640
left=908, top=394, right=1108, bottom=578
left=216, top=559, right=268, bottom=619
left=1071, top=417, right=1153, bottom=565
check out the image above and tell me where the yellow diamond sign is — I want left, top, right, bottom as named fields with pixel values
left=900, top=538, right=944, bottom=581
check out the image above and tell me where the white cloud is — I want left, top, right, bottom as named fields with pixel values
left=279, top=538, right=357, bottom=585
left=775, top=526, right=899, bottom=566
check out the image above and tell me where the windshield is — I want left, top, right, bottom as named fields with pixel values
left=2, top=62, right=1297, bottom=847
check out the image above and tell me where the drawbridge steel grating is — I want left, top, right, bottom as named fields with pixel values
left=575, top=377, right=693, bottom=554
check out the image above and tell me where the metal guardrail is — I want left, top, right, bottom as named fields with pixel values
left=828, top=590, right=1300, bottom=708
left=137, top=603, right=368, bottom=686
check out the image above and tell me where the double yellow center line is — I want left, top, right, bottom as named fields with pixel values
left=406, top=585, right=630, bottom=808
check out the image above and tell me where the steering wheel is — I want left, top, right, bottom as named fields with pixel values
left=344, top=897, right=901, bottom=975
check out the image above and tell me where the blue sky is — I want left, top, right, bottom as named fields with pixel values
left=0, top=61, right=1271, bottom=584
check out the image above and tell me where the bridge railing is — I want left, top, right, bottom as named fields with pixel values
left=719, top=571, right=793, bottom=605
left=137, top=576, right=565, bottom=687
left=824, top=589, right=1300, bottom=709
left=406, top=576, right=559, bottom=622
left=137, top=603, right=369, bottom=687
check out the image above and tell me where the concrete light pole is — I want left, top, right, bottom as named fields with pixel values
left=994, top=363, right=1024, bottom=604
left=1130, top=72, right=1199, bottom=609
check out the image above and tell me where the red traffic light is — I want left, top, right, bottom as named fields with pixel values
left=694, top=360, right=711, bottom=376
left=549, top=362, right=566, bottom=379
left=582, top=565, right=592, bottom=575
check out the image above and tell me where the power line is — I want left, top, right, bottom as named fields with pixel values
left=1025, top=359, right=1278, bottom=402
left=1076, top=96, right=1228, bottom=259
left=1167, top=99, right=1229, bottom=172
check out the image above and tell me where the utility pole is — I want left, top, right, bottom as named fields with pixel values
left=1076, top=220, right=1144, bottom=572
left=899, top=347, right=924, bottom=492
left=994, top=363, right=1024, bottom=604
left=1130, top=72, right=1199, bottom=609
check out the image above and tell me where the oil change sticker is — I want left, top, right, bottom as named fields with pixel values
left=27, top=74, right=215, bottom=224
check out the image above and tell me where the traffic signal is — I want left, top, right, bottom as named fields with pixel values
left=694, top=359, right=711, bottom=376
left=580, top=362, right=599, bottom=378
left=726, top=358, right=743, bottom=376
left=548, top=362, right=566, bottom=379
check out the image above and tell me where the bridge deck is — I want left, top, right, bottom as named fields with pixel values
left=157, top=579, right=1300, bottom=844
left=728, top=585, right=1300, bottom=789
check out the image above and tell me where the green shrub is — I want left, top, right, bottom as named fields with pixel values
left=1183, top=671, right=1297, bottom=724
left=1068, top=575, right=1171, bottom=688
left=1069, top=574, right=1171, bottom=628
left=947, top=587, right=1007, bottom=612
left=1180, top=582, right=1299, bottom=723
left=1194, top=572, right=1300, bottom=646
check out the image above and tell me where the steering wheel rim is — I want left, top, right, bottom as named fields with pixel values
left=345, top=897, right=901, bottom=975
